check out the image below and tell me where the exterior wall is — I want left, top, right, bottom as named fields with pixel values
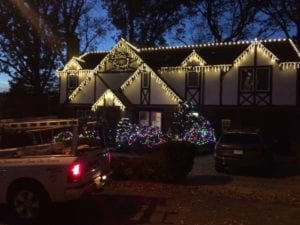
left=203, top=70, right=220, bottom=105
left=95, top=75, right=107, bottom=101
left=70, top=75, right=95, bottom=104
left=160, top=70, right=185, bottom=99
left=101, top=73, right=132, bottom=90
left=150, top=76, right=179, bottom=105
left=123, top=75, right=141, bottom=104
left=272, top=66, right=297, bottom=105
left=222, top=48, right=256, bottom=105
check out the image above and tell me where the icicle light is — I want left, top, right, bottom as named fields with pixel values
left=91, top=89, right=126, bottom=112
left=121, top=63, right=182, bottom=103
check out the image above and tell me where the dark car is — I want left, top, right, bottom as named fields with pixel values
left=214, top=129, right=273, bottom=173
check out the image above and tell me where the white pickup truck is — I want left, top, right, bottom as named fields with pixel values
left=0, top=118, right=111, bottom=222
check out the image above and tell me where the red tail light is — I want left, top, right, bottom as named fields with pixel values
left=68, top=162, right=83, bottom=182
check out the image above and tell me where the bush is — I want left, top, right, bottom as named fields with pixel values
left=110, top=141, right=196, bottom=182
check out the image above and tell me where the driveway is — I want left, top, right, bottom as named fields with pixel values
left=1, top=154, right=300, bottom=225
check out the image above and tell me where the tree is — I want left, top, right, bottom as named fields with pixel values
left=115, top=118, right=133, bottom=148
left=0, top=0, right=106, bottom=116
left=101, top=0, right=190, bottom=47
left=256, top=0, right=300, bottom=46
left=170, top=101, right=215, bottom=146
left=174, top=0, right=272, bottom=44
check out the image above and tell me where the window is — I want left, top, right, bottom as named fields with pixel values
left=142, top=72, right=150, bottom=88
left=151, top=112, right=161, bottom=129
left=240, top=68, right=254, bottom=91
left=221, top=119, right=231, bottom=132
left=139, top=111, right=150, bottom=127
left=187, top=71, right=199, bottom=87
left=240, top=67, right=270, bottom=92
left=68, top=72, right=78, bottom=89
left=256, top=68, right=270, bottom=91
left=139, top=111, right=162, bottom=129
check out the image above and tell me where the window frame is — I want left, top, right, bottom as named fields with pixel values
left=239, top=66, right=271, bottom=92
left=67, top=71, right=79, bottom=89
left=187, top=71, right=199, bottom=88
left=138, top=111, right=162, bottom=129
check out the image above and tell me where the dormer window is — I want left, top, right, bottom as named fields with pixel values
left=187, top=71, right=199, bottom=87
left=67, top=72, right=78, bottom=89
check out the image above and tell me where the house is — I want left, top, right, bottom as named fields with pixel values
left=58, top=38, right=300, bottom=138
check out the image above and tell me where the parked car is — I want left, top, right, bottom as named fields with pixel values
left=214, top=129, right=273, bottom=173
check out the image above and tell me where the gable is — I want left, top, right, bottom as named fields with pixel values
left=181, top=50, right=206, bottom=66
left=121, top=63, right=182, bottom=105
left=91, top=89, right=126, bottom=111
left=62, top=57, right=83, bottom=71
left=97, top=39, right=143, bottom=72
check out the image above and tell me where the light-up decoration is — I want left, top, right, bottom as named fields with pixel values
left=121, top=63, right=182, bottom=103
left=63, top=57, right=84, bottom=71
left=279, top=62, right=300, bottom=70
left=140, top=38, right=287, bottom=52
left=91, top=89, right=126, bottom=112
left=181, top=50, right=206, bottom=66
left=128, top=126, right=166, bottom=149
left=69, top=71, right=94, bottom=102
left=69, top=39, right=143, bottom=102
left=160, top=64, right=231, bottom=73
left=233, top=40, right=279, bottom=67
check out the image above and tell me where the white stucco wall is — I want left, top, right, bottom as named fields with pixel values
left=256, top=47, right=296, bottom=105
left=160, top=70, right=185, bottom=99
left=70, top=76, right=95, bottom=104
left=95, top=76, right=107, bottom=100
left=123, top=75, right=141, bottom=104
left=150, top=76, right=179, bottom=105
left=101, top=73, right=132, bottom=89
left=272, top=66, right=297, bottom=105
left=203, top=70, right=220, bottom=105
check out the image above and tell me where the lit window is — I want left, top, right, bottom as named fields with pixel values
left=151, top=112, right=161, bottom=129
left=139, top=111, right=162, bottom=129
left=139, top=111, right=149, bottom=127
left=187, top=72, right=199, bottom=87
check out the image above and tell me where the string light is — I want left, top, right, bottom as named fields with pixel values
left=91, top=89, right=126, bottom=112
left=181, top=50, right=206, bottom=66
left=121, top=63, right=182, bottom=103
left=279, top=62, right=300, bottom=70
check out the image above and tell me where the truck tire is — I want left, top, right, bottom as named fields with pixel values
left=8, top=182, right=50, bottom=222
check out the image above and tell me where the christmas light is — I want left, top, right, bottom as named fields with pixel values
left=181, top=50, right=206, bottom=66
left=91, top=89, right=126, bottom=112
left=115, top=118, right=133, bottom=148
left=121, top=63, right=182, bottom=103
left=128, top=126, right=166, bottom=148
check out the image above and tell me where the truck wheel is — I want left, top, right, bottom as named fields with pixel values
left=8, top=183, right=49, bottom=222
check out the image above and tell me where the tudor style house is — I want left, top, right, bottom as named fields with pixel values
left=58, top=38, right=300, bottom=138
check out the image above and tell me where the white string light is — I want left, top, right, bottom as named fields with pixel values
left=91, top=89, right=126, bottom=112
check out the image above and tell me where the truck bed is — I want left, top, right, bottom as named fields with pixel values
left=0, top=143, right=71, bottom=158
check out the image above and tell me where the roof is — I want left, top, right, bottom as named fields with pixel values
left=77, top=52, right=107, bottom=70
left=74, top=39, right=300, bottom=70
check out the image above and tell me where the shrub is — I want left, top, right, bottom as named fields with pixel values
left=110, top=141, right=196, bottom=182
